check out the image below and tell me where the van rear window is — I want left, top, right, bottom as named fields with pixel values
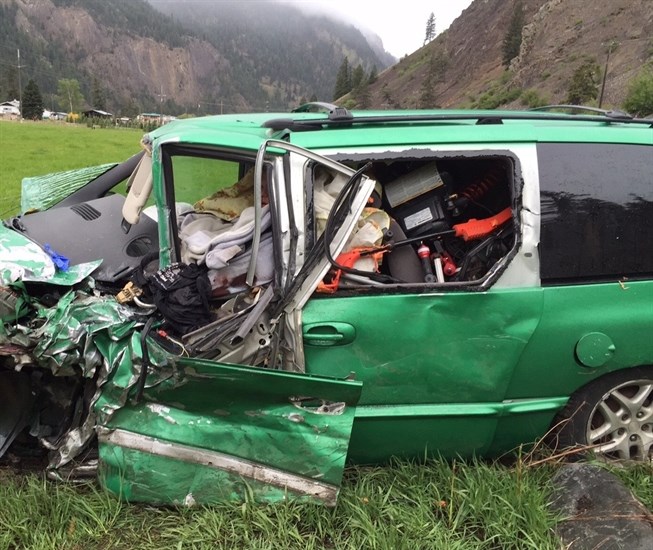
left=538, top=143, right=653, bottom=283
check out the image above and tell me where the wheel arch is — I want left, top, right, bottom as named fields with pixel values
left=548, top=364, right=653, bottom=459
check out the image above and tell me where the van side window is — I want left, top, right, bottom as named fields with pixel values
left=313, top=153, right=519, bottom=292
left=537, top=143, right=653, bottom=284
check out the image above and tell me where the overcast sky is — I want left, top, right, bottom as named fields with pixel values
left=282, top=0, right=475, bottom=58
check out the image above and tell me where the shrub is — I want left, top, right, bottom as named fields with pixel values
left=473, top=85, right=522, bottom=109
left=520, top=89, right=548, bottom=108
left=622, top=69, right=653, bottom=117
left=566, top=59, right=600, bottom=104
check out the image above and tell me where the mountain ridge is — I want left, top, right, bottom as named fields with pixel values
left=356, top=0, right=652, bottom=111
left=1, top=0, right=651, bottom=116
left=0, top=0, right=391, bottom=115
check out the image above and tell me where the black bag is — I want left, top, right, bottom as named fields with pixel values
left=148, top=263, right=213, bottom=335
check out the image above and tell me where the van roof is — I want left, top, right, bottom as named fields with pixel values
left=149, top=109, right=653, bottom=153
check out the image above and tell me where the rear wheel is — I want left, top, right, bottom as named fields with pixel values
left=554, top=367, right=653, bottom=461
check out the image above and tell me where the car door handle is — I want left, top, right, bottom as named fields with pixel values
left=303, top=322, right=356, bottom=346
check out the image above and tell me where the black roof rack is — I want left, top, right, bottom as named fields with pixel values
left=291, top=102, right=351, bottom=117
left=529, top=104, right=634, bottom=119
left=263, top=111, right=653, bottom=132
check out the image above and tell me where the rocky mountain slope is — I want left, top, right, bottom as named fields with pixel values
left=0, top=0, right=390, bottom=114
left=360, top=0, right=653, bottom=110
left=1, top=0, right=650, bottom=115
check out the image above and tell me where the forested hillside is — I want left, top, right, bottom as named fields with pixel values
left=2, top=0, right=650, bottom=117
left=148, top=0, right=393, bottom=111
left=0, top=0, right=391, bottom=115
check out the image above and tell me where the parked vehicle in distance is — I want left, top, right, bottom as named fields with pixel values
left=1, top=105, right=652, bottom=506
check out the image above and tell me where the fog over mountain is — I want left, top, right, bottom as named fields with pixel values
left=146, top=0, right=395, bottom=104
left=0, top=0, right=392, bottom=115
left=2, top=0, right=648, bottom=116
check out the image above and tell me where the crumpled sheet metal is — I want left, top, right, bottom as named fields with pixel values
left=27, top=260, right=101, bottom=286
left=0, top=224, right=55, bottom=284
left=48, top=328, right=172, bottom=470
left=1, top=285, right=171, bottom=469
left=97, top=358, right=361, bottom=505
left=92, top=329, right=172, bottom=428
left=20, top=163, right=117, bottom=214
left=31, top=291, right=140, bottom=377
left=0, top=224, right=101, bottom=287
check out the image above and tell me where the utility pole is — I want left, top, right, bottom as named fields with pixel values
left=157, top=85, right=166, bottom=125
left=17, top=49, right=24, bottom=119
left=598, top=41, right=617, bottom=109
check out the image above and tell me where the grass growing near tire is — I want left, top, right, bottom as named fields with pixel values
left=607, top=461, right=653, bottom=510
left=0, top=458, right=562, bottom=550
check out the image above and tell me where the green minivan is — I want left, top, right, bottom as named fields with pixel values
left=1, top=106, right=652, bottom=505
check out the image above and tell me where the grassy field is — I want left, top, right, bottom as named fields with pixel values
left=1, top=121, right=652, bottom=549
left=0, top=120, right=241, bottom=216
left=0, top=120, right=142, bottom=217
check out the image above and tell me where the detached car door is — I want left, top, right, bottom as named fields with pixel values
left=98, top=360, right=362, bottom=506
left=96, top=140, right=375, bottom=505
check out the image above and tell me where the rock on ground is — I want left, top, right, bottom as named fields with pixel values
left=550, top=463, right=653, bottom=550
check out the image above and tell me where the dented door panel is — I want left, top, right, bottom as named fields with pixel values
left=98, top=359, right=362, bottom=505
left=303, top=287, right=544, bottom=461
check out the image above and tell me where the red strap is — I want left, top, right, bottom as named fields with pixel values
left=453, top=207, right=512, bottom=241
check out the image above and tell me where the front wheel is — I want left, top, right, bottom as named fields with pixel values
left=554, top=367, right=653, bottom=461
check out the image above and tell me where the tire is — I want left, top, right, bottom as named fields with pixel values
left=553, top=366, right=653, bottom=461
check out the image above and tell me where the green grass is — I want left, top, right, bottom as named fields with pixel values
left=171, top=155, right=240, bottom=204
left=0, top=120, right=241, bottom=216
left=0, top=459, right=562, bottom=550
left=0, top=120, right=142, bottom=217
left=606, top=461, right=653, bottom=510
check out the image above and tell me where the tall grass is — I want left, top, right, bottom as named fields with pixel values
left=607, top=461, right=653, bottom=510
left=0, top=458, right=563, bottom=550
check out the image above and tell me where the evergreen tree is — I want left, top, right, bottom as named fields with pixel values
left=368, top=65, right=378, bottom=84
left=356, top=80, right=371, bottom=109
left=419, top=49, right=449, bottom=108
left=424, top=13, right=436, bottom=44
left=91, top=77, right=106, bottom=110
left=502, top=1, right=524, bottom=68
left=351, top=64, right=365, bottom=91
left=21, top=79, right=44, bottom=119
left=333, top=57, right=352, bottom=100
left=566, top=60, right=600, bottom=105
left=57, top=78, right=85, bottom=113
left=432, top=49, right=449, bottom=83
left=419, top=55, right=438, bottom=108
left=121, top=98, right=141, bottom=118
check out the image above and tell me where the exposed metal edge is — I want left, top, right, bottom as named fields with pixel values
left=98, top=428, right=338, bottom=504
left=502, top=396, right=569, bottom=414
